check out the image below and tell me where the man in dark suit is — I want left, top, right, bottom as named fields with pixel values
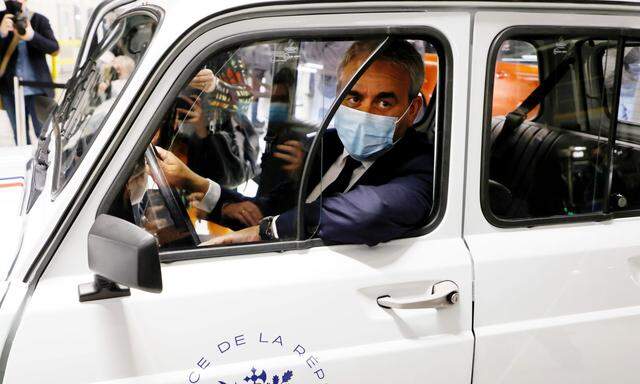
left=155, top=39, right=433, bottom=246
left=0, top=0, right=59, bottom=144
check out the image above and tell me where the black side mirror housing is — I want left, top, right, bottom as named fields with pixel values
left=79, top=214, right=162, bottom=302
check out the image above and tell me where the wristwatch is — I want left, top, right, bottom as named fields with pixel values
left=258, top=216, right=276, bottom=241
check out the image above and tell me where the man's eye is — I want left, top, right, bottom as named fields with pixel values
left=346, top=95, right=360, bottom=104
left=379, top=100, right=392, bottom=108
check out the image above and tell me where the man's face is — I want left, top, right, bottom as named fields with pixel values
left=338, top=58, right=422, bottom=140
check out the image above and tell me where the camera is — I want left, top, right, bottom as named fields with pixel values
left=4, top=1, right=27, bottom=36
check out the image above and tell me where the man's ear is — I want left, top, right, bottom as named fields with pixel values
left=407, top=93, right=424, bottom=121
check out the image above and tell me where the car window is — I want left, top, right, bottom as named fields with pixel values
left=486, top=33, right=619, bottom=222
left=108, top=37, right=441, bottom=250
left=111, top=38, right=363, bottom=249
left=53, top=10, right=157, bottom=194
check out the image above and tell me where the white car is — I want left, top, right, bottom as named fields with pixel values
left=2, top=0, right=640, bottom=383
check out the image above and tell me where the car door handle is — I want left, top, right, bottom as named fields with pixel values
left=377, top=280, right=459, bottom=310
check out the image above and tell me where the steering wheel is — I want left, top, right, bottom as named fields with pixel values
left=144, top=145, right=200, bottom=247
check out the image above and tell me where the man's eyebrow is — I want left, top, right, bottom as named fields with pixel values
left=376, top=92, right=399, bottom=101
left=346, top=90, right=362, bottom=96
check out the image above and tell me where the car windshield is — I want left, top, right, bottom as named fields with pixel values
left=50, top=9, right=158, bottom=195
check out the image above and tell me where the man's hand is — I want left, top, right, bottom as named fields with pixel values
left=222, top=201, right=263, bottom=226
left=0, top=14, right=13, bottom=38
left=189, top=69, right=216, bottom=92
left=274, top=140, right=305, bottom=174
left=199, top=225, right=260, bottom=246
left=151, top=146, right=209, bottom=193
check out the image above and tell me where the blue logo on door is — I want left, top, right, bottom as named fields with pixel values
left=219, top=367, right=294, bottom=384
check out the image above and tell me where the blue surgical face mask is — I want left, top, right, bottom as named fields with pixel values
left=334, top=105, right=409, bottom=161
left=269, top=102, right=289, bottom=123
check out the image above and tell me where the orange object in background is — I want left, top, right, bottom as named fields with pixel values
left=187, top=206, right=234, bottom=237
left=422, top=54, right=540, bottom=119
left=492, top=60, right=540, bottom=118
left=422, top=53, right=438, bottom=104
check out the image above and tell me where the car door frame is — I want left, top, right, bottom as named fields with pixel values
left=4, top=3, right=474, bottom=384
left=97, top=29, right=456, bottom=262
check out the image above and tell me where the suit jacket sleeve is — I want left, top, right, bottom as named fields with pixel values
left=28, top=15, right=59, bottom=54
left=276, top=170, right=433, bottom=245
left=204, top=187, right=246, bottom=222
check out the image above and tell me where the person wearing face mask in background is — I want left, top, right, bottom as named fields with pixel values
left=0, top=0, right=58, bottom=145
left=167, top=55, right=260, bottom=190
left=255, top=67, right=307, bottom=199
left=156, top=38, right=433, bottom=246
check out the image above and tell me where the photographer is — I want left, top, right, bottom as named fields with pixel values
left=0, top=0, right=58, bottom=145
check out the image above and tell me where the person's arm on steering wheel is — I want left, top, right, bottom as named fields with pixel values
left=152, top=146, right=209, bottom=194
left=153, top=146, right=264, bottom=227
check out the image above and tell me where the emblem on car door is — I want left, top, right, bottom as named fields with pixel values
left=218, top=367, right=294, bottom=384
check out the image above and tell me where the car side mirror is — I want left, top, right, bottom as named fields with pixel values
left=78, top=214, right=162, bottom=302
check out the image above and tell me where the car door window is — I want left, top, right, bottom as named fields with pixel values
left=485, top=32, right=620, bottom=222
left=109, top=38, right=369, bottom=248
left=106, top=36, right=443, bottom=251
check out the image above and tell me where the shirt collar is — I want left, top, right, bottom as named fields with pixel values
left=339, top=150, right=374, bottom=170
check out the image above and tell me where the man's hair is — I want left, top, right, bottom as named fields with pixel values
left=338, top=39, right=425, bottom=99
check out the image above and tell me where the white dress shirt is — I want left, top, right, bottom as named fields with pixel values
left=304, top=150, right=373, bottom=203
left=198, top=150, right=373, bottom=238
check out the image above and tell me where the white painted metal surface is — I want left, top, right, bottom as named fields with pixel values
left=465, top=10, right=640, bottom=384
left=0, top=1, right=638, bottom=383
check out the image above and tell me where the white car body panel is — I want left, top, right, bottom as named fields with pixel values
left=0, top=146, right=31, bottom=216
left=465, top=10, right=640, bottom=384
left=0, top=146, right=31, bottom=281
left=0, top=1, right=638, bottom=383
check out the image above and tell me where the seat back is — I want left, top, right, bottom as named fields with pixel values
left=489, top=116, right=604, bottom=218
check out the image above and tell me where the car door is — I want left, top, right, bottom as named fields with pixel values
left=3, top=5, right=473, bottom=384
left=465, top=7, right=640, bottom=384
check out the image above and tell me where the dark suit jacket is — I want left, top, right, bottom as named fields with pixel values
left=0, top=12, right=59, bottom=97
left=209, top=128, right=434, bottom=246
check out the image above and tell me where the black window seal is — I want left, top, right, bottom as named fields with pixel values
left=480, top=25, right=633, bottom=229
left=96, top=26, right=453, bottom=263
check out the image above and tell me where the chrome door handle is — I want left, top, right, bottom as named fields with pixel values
left=377, top=280, right=459, bottom=310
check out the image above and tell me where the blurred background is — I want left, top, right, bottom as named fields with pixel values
left=0, top=0, right=99, bottom=146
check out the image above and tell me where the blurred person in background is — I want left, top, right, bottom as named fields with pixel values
left=97, top=55, right=135, bottom=100
left=0, top=0, right=58, bottom=145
